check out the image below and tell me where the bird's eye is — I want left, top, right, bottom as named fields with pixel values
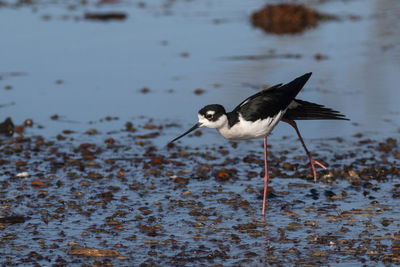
left=206, top=114, right=213, bottom=120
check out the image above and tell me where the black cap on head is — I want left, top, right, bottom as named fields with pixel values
left=198, top=104, right=226, bottom=122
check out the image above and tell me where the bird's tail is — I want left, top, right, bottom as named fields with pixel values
left=284, top=99, right=349, bottom=120
left=279, top=72, right=312, bottom=101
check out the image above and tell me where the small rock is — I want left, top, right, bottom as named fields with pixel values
left=140, top=87, right=150, bottom=94
left=16, top=172, right=29, bottom=178
left=311, top=250, right=328, bottom=257
left=194, top=88, right=205, bottom=95
left=69, top=247, right=120, bottom=257
left=0, top=117, right=14, bottom=136
left=31, top=179, right=51, bottom=188
left=286, top=222, right=302, bottom=231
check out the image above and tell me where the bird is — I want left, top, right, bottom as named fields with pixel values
left=169, top=73, right=348, bottom=215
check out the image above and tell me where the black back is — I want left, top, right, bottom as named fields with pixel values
left=229, top=73, right=312, bottom=123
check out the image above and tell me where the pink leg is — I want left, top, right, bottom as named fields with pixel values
left=262, top=137, right=268, bottom=215
left=283, top=119, right=327, bottom=182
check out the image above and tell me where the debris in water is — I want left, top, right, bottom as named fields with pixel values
left=251, top=4, right=337, bottom=34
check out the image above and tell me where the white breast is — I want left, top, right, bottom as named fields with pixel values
left=217, top=111, right=285, bottom=140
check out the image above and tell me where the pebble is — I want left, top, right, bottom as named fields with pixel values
left=69, top=247, right=120, bottom=257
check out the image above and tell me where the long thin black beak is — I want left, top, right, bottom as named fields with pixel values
left=169, top=123, right=201, bottom=143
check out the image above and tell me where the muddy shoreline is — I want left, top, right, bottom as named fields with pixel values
left=1, top=121, right=399, bottom=266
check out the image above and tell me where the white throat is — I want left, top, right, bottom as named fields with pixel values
left=198, top=114, right=229, bottom=129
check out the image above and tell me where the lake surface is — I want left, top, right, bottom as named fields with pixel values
left=1, top=0, right=399, bottom=141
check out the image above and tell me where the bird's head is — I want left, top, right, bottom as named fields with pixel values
left=169, top=104, right=228, bottom=143
left=197, top=104, right=227, bottom=129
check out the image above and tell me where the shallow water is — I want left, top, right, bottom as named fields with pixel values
left=0, top=0, right=400, bottom=266
left=0, top=125, right=399, bottom=266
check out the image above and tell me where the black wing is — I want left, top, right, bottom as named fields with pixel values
left=232, top=83, right=283, bottom=112
left=231, top=73, right=312, bottom=122
left=284, top=99, right=349, bottom=120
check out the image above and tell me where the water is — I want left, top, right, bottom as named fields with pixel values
left=0, top=129, right=399, bottom=266
left=1, top=0, right=399, bottom=141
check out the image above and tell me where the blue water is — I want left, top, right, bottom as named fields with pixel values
left=1, top=0, right=399, bottom=142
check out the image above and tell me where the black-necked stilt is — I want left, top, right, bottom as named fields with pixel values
left=170, top=73, right=348, bottom=215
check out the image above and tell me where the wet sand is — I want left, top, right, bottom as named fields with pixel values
left=0, top=121, right=399, bottom=266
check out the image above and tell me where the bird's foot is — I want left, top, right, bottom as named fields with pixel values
left=306, top=159, right=327, bottom=169
left=305, top=158, right=327, bottom=182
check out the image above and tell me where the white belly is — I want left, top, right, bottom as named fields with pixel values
left=217, top=111, right=284, bottom=140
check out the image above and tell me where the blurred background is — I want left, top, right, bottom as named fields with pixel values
left=1, top=0, right=399, bottom=141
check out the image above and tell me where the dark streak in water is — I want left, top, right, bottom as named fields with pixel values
left=222, top=54, right=302, bottom=61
